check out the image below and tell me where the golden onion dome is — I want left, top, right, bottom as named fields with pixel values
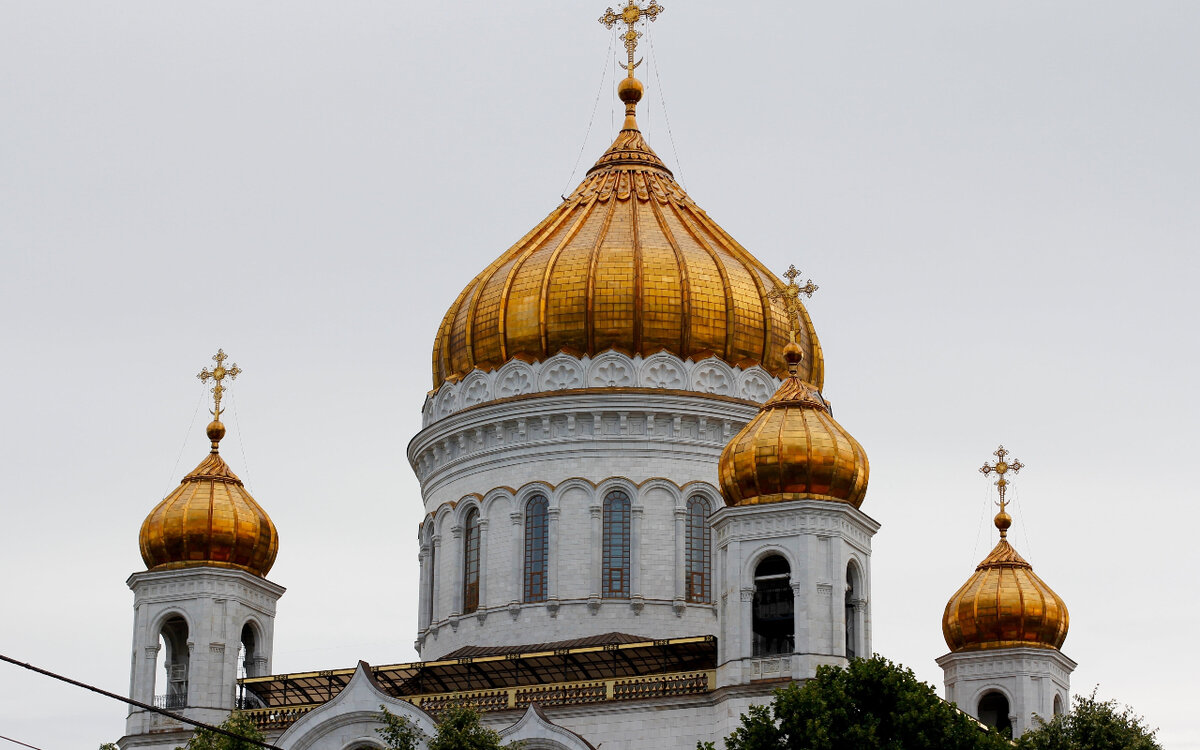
left=717, top=344, right=868, bottom=507
left=430, top=74, right=823, bottom=392
left=139, top=419, right=279, bottom=577
left=942, top=512, right=1069, bottom=652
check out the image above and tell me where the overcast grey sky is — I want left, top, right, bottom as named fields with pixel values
left=2, top=1, right=1197, bottom=748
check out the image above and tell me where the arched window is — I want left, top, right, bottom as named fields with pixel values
left=462, top=509, right=481, bottom=613
left=685, top=497, right=711, bottom=603
left=602, top=490, right=631, bottom=598
left=156, top=616, right=189, bottom=709
left=425, top=541, right=436, bottom=625
left=978, top=692, right=1013, bottom=737
left=1053, top=694, right=1064, bottom=716
left=845, top=564, right=858, bottom=659
left=239, top=623, right=259, bottom=678
left=524, top=495, right=549, bottom=602
left=753, top=555, right=794, bottom=656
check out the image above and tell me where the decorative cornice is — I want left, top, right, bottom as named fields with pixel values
left=423, top=351, right=780, bottom=428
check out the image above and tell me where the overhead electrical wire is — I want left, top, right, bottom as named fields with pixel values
left=0, top=653, right=282, bottom=750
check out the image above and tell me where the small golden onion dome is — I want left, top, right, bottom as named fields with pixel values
left=942, top=515, right=1069, bottom=652
left=717, top=355, right=869, bottom=507
left=139, top=419, right=279, bottom=577
left=431, top=75, right=823, bottom=392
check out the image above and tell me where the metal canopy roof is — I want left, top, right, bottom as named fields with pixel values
left=239, top=635, right=716, bottom=709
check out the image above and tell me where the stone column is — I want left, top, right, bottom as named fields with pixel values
left=509, top=511, right=523, bottom=605
left=589, top=504, right=602, bottom=605
left=430, top=534, right=441, bottom=624
left=548, top=507, right=561, bottom=601
left=477, top=517, right=490, bottom=611
left=418, top=542, right=432, bottom=630
left=450, top=525, right=464, bottom=617
left=673, top=506, right=687, bottom=605
left=631, top=505, right=643, bottom=597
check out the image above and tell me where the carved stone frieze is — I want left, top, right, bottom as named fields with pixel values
left=422, top=351, right=779, bottom=427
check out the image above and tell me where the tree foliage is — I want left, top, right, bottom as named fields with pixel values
left=378, top=704, right=425, bottom=750
left=377, top=704, right=512, bottom=750
left=706, top=656, right=1009, bottom=750
left=1016, top=688, right=1161, bottom=750
left=176, top=713, right=265, bottom=750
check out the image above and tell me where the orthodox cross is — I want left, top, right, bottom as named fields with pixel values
left=197, top=348, right=241, bottom=421
left=599, top=1, right=665, bottom=76
left=769, top=265, right=819, bottom=339
left=979, top=445, right=1024, bottom=535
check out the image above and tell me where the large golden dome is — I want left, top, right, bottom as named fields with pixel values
left=942, top=514, right=1068, bottom=652
left=139, top=419, right=279, bottom=577
left=430, top=78, right=823, bottom=391
left=718, top=345, right=868, bottom=507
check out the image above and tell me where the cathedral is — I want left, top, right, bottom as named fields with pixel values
left=116, top=4, right=1075, bottom=748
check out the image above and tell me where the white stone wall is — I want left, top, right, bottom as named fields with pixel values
left=936, top=647, right=1077, bottom=736
left=710, top=500, right=880, bottom=687
left=409, top=373, right=770, bottom=660
left=121, top=567, right=284, bottom=741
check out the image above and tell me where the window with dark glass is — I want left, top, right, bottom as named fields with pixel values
left=462, top=509, right=481, bottom=613
left=685, top=497, right=711, bottom=603
left=524, top=495, right=549, bottom=602
left=425, top=543, right=436, bottom=624
left=752, top=555, right=794, bottom=656
left=845, top=566, right=857, bottom=659
left=602, top=490, right=631, bottom=597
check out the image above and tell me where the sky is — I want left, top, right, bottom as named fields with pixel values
left=1, top=1, right=1197, bottom=747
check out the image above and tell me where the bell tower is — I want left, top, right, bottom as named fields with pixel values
left=937, top=447, right=1075, bottom=737
left=120, top=351, right=284, bottom=748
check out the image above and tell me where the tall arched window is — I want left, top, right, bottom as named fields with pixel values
left=685, top=497, right=711, bottom=603
left=425, top=541, right=436, bottom=625
left=524, top=495, right=549, bottom=602
left=753, top=555, right=794, bottom=656
left=602, top=490, right=631, bottom=598
left=462, top=509, right=481, bottom=613
left=845, top=566, right=857, bottom=659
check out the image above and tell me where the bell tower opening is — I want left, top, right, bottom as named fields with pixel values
left=752, top=555, right=794, bottom=656
left=157, top=616, right=189, bottom=709
left=978, top=691, right=1012, bottom=737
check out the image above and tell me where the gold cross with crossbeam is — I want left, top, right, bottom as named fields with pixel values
left=768, top=265, right=819, bottom=340
left=979, top=445, right=1024, bottom=536
left=599, top=1, right=665, bottom=76
left=197, top=348, right=241, bottom=421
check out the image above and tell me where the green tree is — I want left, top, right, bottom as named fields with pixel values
left=1016, top=688, right=1161, bottom=750
left=377, top=704, right=425, bottom=750
left=377, top=704, right=513, bottom=750
left=705, top=655, right=1009, bottom=750
left=99, top=744, right=120, bottom=750
left=175, top=713, right=265, bottom=750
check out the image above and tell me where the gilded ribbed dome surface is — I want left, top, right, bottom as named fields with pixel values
left=430, top=116, right=823, bottom=392
left=942, top=538, right=1069, bottom=652
left=139, top=422, right=279, bottom=577
left=718, top=369, right=869, bottom=507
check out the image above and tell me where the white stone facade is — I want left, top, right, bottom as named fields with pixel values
left=936, top=647, right=1077, bottom=737
left=120, top=567, right=284, bottom=748
left=711, top=500, right=879, bottom=687
left=409, top=354, right=776, bottom=661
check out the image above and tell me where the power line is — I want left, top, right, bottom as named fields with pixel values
left=0, top=653, right=281, bottom=750
left=0, top=734, right=45, bottom=750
